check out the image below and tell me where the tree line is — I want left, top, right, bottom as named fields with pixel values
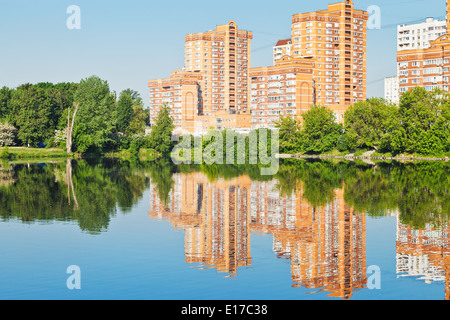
left=1, top=79, right=449, bottom=158
left=0, top=76, right=149, bottom=153
left=275, top=87, right=450, bottom=157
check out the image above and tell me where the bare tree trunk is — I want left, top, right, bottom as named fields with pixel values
left=67, top=106, right=70, bottom=154
left=67, top=102, right=79, bottom=154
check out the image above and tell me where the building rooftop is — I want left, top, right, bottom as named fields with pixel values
left=275, top=39, right=291, bottom=46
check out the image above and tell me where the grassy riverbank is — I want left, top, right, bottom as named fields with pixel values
left=0, top=147, right=70, bottom=160
left=104, top=148, right=156, bottom=159
left=278, top=149, right=449, bottom=162
left=2, top=146, right=448, bottom=163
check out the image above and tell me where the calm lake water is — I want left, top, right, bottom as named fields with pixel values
left=0, top=158, right=449, bottom=300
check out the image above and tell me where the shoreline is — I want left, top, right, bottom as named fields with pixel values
left=2, top=147, right=449, bottom=163
left=277, top=154, right=450, bottom=162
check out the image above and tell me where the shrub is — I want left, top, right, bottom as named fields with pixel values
left=0, top=122, right=17, bottom=147
left=0, top=146, right=11, bottom=159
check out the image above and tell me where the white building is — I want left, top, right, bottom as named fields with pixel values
left=397, top=17, right=447, bottom=51
left=384, top=76, right=400, bottom=105
left=273, top=39, right=292, bottom=65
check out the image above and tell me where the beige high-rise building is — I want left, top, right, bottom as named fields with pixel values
left=184, top=21, right=253, bottom=117
left=149, top=1, right=369, bottom=133
left=148, top=21, right=253, bottom=135
left=274, top=0, right=368, bottom=121
left=148, top=69, right=202, bottom=134
left=249, top=55, right=315, bottom=129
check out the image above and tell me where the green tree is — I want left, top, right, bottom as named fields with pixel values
left=116, top=92, right=134, bottom=133
left=274, top=115, right=302, bottom=154
left=0, top=86, right=11, bottom=122
left=120, top=88, right=143, bottom=106
left=3, top=82, right=77, bottom=148
left=379, top=105, right=404, bottom=154
left=72, top=76, right=117, bottom=153
left=126, top=104, right=148, bottom=136
left=9, top=85, right=55, bottom=147
left=344, top=98, right=394, bottom=150
left=301, top=105, right=342, bottom=154
left=398, top=87, right=449, bottom=155
left=149, top=104, right=175, bottom=157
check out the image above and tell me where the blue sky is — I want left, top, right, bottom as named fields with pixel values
left=0, top=0, right=448, bottom=105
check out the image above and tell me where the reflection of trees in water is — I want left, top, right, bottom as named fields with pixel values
left=276, top=160, right=342, bottom=207
left=0, top=158, right=448, bottom=233
left=67, top=159, right=78, bottom=208
left=342, top=161, right=450, bottom=229
left=0, top=163, right=15, bottom=188
left=0, top=158, right=150, bottom=234
left=276, top=160, right=450, bottom=229
left=150, top=159, right=449, bottom=229
left=146, top=159, right=175, bottom=207
left=0, top=162, right=69, bottom=222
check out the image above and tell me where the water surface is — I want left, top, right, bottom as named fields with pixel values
left=0, top=159, right=448, bottom=300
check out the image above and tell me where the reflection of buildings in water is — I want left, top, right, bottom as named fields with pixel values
left=396, top=217, right=450, bottom=299
left=149, top=173, right=252, bottom=277
left=250, top=182, right=367, bottom=300
left=148, top=173, right=367, bottom=299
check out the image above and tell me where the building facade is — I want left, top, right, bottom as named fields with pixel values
left=148, top=1, right=369, bottom=133
left=384, top=76, right=400, bottom=104
left=273, top=39, right=292, bottom=65
left=148, top=69, right=203, bottom=134
left=148, top=21, right=253, bottom=135
left=398, top=34, right=450, bottom=94
left=184, top=21, right=253, bottom=116
left=398, top=17, right=447, bottom=52
left=397, top=0, right=450, bottom=95
left=287, top=0, right=368, bottom=120
left=249, top=55, right=315, bottom=129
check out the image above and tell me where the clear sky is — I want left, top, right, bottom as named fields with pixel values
left=0, top=0, right=448, bottom=105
